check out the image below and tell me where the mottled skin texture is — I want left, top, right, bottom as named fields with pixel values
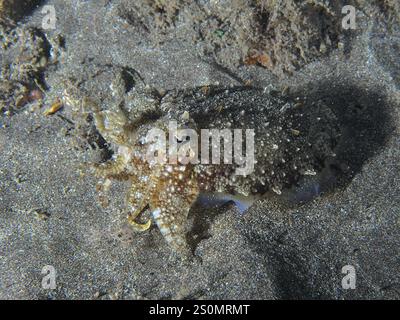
left=74, top=84, right=341, bottom=256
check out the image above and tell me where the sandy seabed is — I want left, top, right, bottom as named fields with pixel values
left=0, top=0, right=399, bottom=299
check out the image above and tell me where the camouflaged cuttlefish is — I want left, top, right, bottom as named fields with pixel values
left=67, top=80, right=341, bottom=256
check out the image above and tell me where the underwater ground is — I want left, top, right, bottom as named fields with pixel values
left=0, top=0, right=399, bottom=299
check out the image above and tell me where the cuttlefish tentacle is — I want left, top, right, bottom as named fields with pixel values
left=91, top=154, right=127, bottom=177
left=149, top=165, right=199, bottom=253
left=126, top=176, right=154, bottom=232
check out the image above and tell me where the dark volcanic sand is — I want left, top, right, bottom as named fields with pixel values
left=0, top=0, right=399, bottom=299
